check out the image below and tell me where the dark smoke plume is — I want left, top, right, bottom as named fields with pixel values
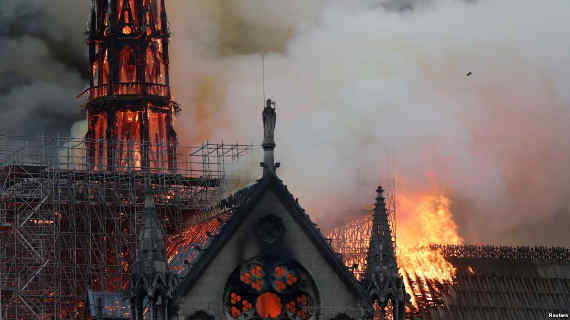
left=0, top=0, right=89, bottom=136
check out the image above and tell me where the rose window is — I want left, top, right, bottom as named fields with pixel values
left=225, top=259, right=319, bottom=320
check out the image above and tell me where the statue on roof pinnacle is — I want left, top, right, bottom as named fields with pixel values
left=262, top=99, right=276, bottom=148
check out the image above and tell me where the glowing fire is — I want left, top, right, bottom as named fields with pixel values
left=86, top=106, right=176, bottom=171
left=396, top=194, right=463, bottom=307
left=165, top=191, right=462, bottom=311
left=86, top=0, right=174, bottom=172
left=326, top=192, right=463, bottom=309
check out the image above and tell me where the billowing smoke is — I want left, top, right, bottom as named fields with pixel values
left=0, top=0, right=89, bottom=136
left=1, top=0, right=568, bottom=246
left=169, top=0, right=570, bottom=245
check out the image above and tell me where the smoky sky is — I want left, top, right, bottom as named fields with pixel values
left=1, top=0, right=569, bottom=246
left=0, top=0, right=89, bottom=136
left=169, top=0, right=570, bottom=246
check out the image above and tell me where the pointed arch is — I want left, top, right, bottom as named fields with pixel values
left=145, top=40, right=164, bottom=84
left=119, top=45, right=137, bottom=83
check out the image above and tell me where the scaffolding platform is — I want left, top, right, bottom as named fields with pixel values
left=0, top=135, right=258, bottom=319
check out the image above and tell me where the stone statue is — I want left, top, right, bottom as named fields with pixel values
left=262, top=99, right=276, bottom=147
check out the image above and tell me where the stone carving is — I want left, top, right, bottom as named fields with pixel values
left=262, top=99, right=276, bottom=147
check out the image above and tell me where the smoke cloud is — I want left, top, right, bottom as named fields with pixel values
left=0, top=0, right=88, bottom=136
left=169, top=0, right=570, bottom=245
left=1, top=0, right=568, bottom=246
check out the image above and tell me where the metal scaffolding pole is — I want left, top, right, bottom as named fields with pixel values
left=0, top=135, right=258, bottom=319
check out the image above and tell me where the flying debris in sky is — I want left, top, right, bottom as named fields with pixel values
left=466, top=71, right=472, bottom=77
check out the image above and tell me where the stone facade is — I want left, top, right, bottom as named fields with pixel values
left=176, top=188, right=368, bottom=320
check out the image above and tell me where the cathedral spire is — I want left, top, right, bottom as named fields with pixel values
left=85, top=0, right=178, bottom=172
left=261, top=98, right=279, bottom=178
left=364, top=186, right=408, bottom=320
left=366, top=186, right=398, bottom=274
left=128, top=186, right=177, bottom=320
left=136, top=189, right=168, bottom=274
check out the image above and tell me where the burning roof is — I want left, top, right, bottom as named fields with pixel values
left=87, top=289, right=131, bottom=319
left=167, top=183, right=259, bottom=275
left=87, top=180, right=570, bottom=319
left=327, top=212, right=570, bottom=318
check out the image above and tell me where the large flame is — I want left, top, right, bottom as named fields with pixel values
left=326, top=191, right=463, bottom=310
left=396, top=194, right=463, bottom=307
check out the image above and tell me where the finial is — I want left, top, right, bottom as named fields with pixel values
left=376, top=186, right=385, bottom=204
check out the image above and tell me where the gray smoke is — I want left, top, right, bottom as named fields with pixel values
left=0, top=0, right=89, bottom=136
left=169, top=0, right=570, bottom=246
left=1, top=0, right=569, bottom=246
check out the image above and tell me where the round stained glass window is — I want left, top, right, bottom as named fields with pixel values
left=224, top=258, right=319, bottom=320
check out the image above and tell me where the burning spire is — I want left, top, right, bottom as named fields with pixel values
left=84, top=0, right=178, bottom=171
left=364, top=186, right=408, bottom=320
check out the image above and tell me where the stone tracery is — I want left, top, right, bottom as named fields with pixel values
left=225, top=258, right=319, bottom=320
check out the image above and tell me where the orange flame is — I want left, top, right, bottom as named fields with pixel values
left=396, top=194, right=463, bottom=307
left=326, top=191, right=462, bottom=309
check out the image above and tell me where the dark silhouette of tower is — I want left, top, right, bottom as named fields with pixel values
left=364, top=186, right=408, bottom=320
left=85, top=0, right=178, bottom=171
left=128, top=188, right=177, bottom=320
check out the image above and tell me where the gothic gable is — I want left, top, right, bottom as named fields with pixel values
left=174, top=176, right=369, bottom=319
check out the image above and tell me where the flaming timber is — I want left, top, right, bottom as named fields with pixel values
left=326, top=220, right=570, bottom=319
left=84, top=0, right=178, bottom=171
